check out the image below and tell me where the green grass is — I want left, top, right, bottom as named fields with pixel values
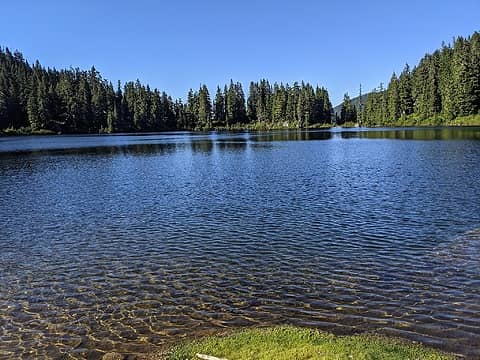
left=1, top=126, right=57, bottom=136
left=307, top=123, right=333, bottom=129
left=338, top=121, right=359, bottom=128
left=167, top=326, right=454, bottom=360
left=360, top=113, right=480, bottom=128
left=212, top=122, right=308, bottom=131
left=447, top=114, right=480, bottom=126
left=398, top=114, right=480, bottom=127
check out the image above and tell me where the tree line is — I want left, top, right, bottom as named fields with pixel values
left=0, top=48, right=333, bottom=134
left=3, top=31, right=479, bottom=133
left=356, top=31, right=480, bottom=126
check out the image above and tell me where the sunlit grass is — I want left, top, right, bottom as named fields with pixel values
left=448, top=114, right=480, bottom=126
left=168, top=326, right=454, bottom=360
left=1, top=126, right=56, bottom=135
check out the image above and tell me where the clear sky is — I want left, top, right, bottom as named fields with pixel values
left=1, top=0, right=479, bottom=105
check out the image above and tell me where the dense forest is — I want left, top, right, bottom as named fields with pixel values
left=352, top=31, right=480, bottom=126
left=0, top=48, right=332, bottom=134
left=2, top=31, right=479, bottom=134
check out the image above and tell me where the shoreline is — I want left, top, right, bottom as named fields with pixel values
left=1, top=121, right=480, bottom=137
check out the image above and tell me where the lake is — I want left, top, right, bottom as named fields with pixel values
left=1, top=127, right=480, bottom=359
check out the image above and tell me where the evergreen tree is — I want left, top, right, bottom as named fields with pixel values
left=339, top=93, right=357, bottom=124
left=105, top=82, right=116, bottom=133
left=247, top=81, right=257, bottom=122
left=186, top=88, right=198, bottom=129
left=387, top=73, right=400, bottom=122
left=413, top=55, right=441, bottom=120
left=318, top=87, right=332, bottom=123
left=133, top=80, right=149, bottom=130
left=398, top=64, right=414, bottom=119
left=162, top=92, right=176, bottom=130
left=272, top=83, right=286, bottom=124
left=214, top=86, right=226, bottom=127
left=225, top=80, right=246, bottom=125
left=471, top=32, right=480, bottom=113
left=1, top=31, right=478, bottom=134
left=357, top=84, right=363, bottom=125
left=197, top=84, right=212, bottom=129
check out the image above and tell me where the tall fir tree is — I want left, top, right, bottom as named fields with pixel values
left=339, top=93, right=357, bottom=124
left=387, top=73, right=400, bottom=123
left=213, top=86, right=225, bottom=127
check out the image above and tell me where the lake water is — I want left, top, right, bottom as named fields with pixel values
left=1, top=127, right=480, bottom=359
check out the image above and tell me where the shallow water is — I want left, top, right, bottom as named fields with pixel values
left=1, top=127, right=480, bottom=359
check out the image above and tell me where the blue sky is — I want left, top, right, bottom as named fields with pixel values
left=1, top=0, right=479, bottom=105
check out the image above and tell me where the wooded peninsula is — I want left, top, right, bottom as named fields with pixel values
left=0, top=31, right=479, bottom=135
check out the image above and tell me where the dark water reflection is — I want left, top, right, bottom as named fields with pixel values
left=1, top=127, right=480, bottom=359
left=339, top=127, right=480, bottom=140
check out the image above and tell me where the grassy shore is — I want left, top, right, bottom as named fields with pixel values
left=447, top=114, right=480, bottom=126
left=359, top=114, right=480, bottom=127
left=1, top=115, right=479, bottom=136
left=167, top=326, right=454, bottom=360
left=0, top=126, right=57, bottom=136
left=211, top=122, right=332, bottom=131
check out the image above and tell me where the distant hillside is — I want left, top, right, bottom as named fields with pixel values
left=333, top=93, right=369, bottom=117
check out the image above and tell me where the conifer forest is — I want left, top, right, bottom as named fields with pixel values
left=0, top=31, right=479, bottom=134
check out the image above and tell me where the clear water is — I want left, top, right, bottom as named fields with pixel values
left=1, top=128, right=480, bottom=359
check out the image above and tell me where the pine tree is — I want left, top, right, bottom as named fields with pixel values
left=113, top=80, right=124, bottom=131
left=0, top=71, right=9, bottom=130
left=247, top=81, right=257, bottom=122
left=452, top=37, right=475, bottom=116
left=358, top=84, right=363, bottom=125
left=1, top=32, right=479, bottom=134
left=437, top=45, right=456, bottom=120
left=468, top=32, right=480, bottom=114
left=76, top=74, right=92, bottom=132
left=234, top=82, right=246, bottom=124
left=104, top=83, right=114, bottom=133
left=213, top=86, right=225, bottom=127
left=387, top=73, right=400, bottom=123
left=174, top=99, right=187, bottom=129
left=122, top=82, right=135, bottom=131
left=225, top=80, right=246, bottom=125
left=197, top=84, right=212, bottom=129
left=339, top=93, right=356, bottom=124
left=186, top=88, right=198, bottom=129
left=225, top=81, right=235, bottom=125
left=162, top=92, right=176, bottom=130
left=272, top=83, right=286, bottom=124
left=319, top=87, right=333, bottom=123
left=27, top=82, right=39, bottom=130
left=413, top=55, right=441, bottom=120
left=398, top=64, right=414, bottom=119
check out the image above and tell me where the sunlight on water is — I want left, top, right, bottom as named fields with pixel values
left=0, top=128, right=480, bottom=358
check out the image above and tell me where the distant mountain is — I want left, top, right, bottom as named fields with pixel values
left=333, top=93, right=369, bottom=117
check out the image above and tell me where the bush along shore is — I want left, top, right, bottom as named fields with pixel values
left=163, top=326, right=455, bottom=360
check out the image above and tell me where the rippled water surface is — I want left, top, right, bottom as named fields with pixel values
left=1, top=127, right=480, bottom=359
